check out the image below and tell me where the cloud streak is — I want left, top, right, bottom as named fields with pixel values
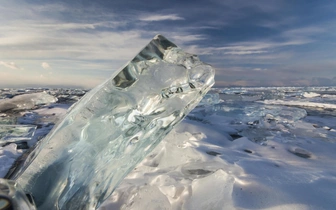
left=139, top=14, right=184, bottom=21
left=0, top=61, right=23, bottom=70
left=188, top=37, right=313, bottom=56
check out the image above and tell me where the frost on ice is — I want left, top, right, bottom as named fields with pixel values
left=11, top=35, right=215, bottom=209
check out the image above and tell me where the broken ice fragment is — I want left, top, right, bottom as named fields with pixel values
left=0, top=178, right=37, bottom=209
left=0, top=92, right=57, bottom=112
left=12, top=35, right=215, bottom=209
left=198, top=92, right=220, bottom=106
left=288, top=147, right=312, bottom=159
left=0, top=125, right=36, bottom=147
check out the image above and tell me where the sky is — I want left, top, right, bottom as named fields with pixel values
left=1, top=0, right=336, bottom=88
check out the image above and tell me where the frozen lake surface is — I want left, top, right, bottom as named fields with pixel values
left=1, top=86, right=336, bottom=210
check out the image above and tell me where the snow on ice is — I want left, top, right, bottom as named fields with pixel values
left=1, top=86, right=336, bottom=210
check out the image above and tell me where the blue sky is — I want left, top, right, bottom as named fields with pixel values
left=1, top=0, right=336, bottom=88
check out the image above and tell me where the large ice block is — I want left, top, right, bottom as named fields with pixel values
left=12, top=35, right=215, bottom=209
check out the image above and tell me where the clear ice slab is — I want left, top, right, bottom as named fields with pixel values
left=0, top=125, right=36, bottom=147
left=12, top=35, right=215, bottom=209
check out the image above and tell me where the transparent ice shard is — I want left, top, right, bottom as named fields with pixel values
left=12, top=35, right=215, bottom=209
left=198, top=92, right=220, bottom=106
left=0, top=125, right=36, bottom=146
left=0, top=178, right=37, bottom=210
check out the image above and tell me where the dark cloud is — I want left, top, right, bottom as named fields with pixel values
left=311, top=77, right=336, bottom=86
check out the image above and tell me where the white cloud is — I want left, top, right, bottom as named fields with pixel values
left=41, top=62, right=51, bottom=69
left=28, top=21, right=124, bottom=31
left=224, top=50, right=268, bottom=55
left=0, top=61, right=23, bottom=70
left=0, top=25, right=149, bottom=62
left=186, top=38, right=311, bottom=56
left=171, top=34, right=206, bottom=42
left=282, top=27, right=325, bottom=38
left=186, top=45, right=269, bottom=55
left=253, top=68, right=268, bottom=71
left=0, top=70, right=105, bottom=88
left=139, top=14, right=184, bottom=21
left=185, top=24, right=321, bottom=57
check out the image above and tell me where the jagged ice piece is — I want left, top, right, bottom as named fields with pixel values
left=0, top=125, right=36, bottom=146
left=13, top=35, right=215, bottom=209
left=0, top=178, right=37, bottom=209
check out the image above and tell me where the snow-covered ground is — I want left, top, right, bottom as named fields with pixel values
left=1, top=87, right=336, bottom=210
